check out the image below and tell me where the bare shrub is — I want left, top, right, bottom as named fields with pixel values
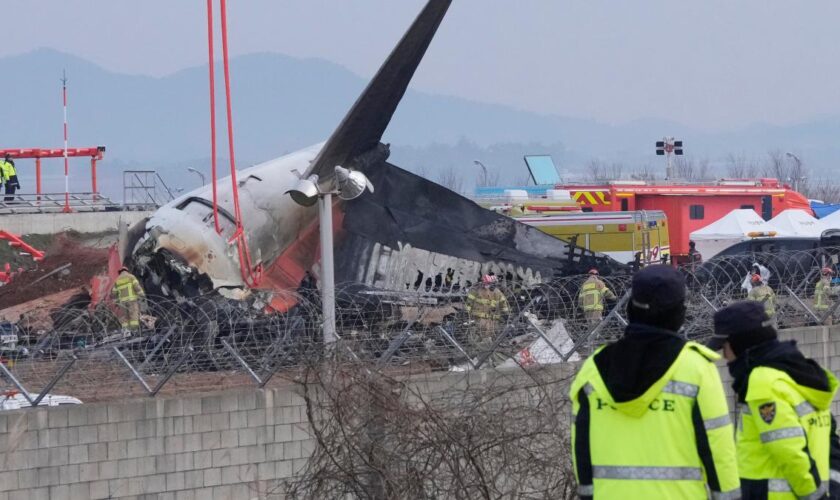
left=673, top=157, right=714, bottom=180
left=437, top=166, right=464, bottom=193
left=725, top=153, right=760, bottom=178
left=281, top=355, right=577, bottom=499
left=585, top=160, right=625, bottom=182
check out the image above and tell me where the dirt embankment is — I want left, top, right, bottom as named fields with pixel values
left=0, top=233, right=109, bottom=310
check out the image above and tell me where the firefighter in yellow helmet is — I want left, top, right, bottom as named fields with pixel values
left=709, top=301, right=839, bottom=499
left=814, top=267, right=837, bottom=325
left=112, top=266, right=145, bottom=333
left=748, top=274, right=777, bottom=324
left=464, top=274, right=510, bottom=363
left=570, top=265, right=739, bottom=499
left=578, top=268, right=616, bottom=328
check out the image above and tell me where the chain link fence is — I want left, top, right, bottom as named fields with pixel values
left=1, top=247, right=838, bottom=405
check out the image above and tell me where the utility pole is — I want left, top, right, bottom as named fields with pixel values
left=473, top=159, right=488, bottom=186
left=655, top=137, right=683, bottom=180
left=187, top=167, right=206, bottom=186
left=785, top=152, right=804, bottom=192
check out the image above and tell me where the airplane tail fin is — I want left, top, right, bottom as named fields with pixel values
left=306, top=0, right=452, bottom=182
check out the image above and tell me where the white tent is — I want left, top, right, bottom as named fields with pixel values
left=769, top=209, right=828, bottom=237
left=690, top=209, right=787, bottom=259
left=820, top=209, right=840, bottom=230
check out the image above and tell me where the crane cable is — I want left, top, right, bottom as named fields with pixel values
left=207, top=0, right=262, bottom=287
left=205, top=0, right=221, bottom=235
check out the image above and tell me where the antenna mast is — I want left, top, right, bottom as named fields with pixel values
left=61, top=70, right=72, bottom=213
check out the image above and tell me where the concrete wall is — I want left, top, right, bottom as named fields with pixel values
left=0, top=325, right=838, bottom=499
left=0, top=211, right=151, bottom=235
left=0, top=388, right=314, bottom=499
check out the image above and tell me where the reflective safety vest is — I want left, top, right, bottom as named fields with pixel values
left=815, top=279, right=832, bottom=311
left=736, top=366, right=838, bottom=499
left=1, top=161, right=15, bottom=182
left=578, top=277, right=616, bottom=313
left=465, top=287, right=510, bottom=321
left=112, top=272, right=144, bottom=303
left=570, top=342, right=740, bottom=499
left=749, top=284, right=777, bottom=317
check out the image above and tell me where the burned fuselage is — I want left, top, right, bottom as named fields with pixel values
left=129, top=143, right=620, bottom=308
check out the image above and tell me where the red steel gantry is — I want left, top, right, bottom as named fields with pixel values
left=0, top=146, right=106, bottom=198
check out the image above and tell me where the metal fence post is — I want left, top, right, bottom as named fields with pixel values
left=562, top=290, right=631, bottom=362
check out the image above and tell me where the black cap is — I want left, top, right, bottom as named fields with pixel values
left=708, top=301, right=777, bottom=354
left=630, top=264, right=686, bottom=312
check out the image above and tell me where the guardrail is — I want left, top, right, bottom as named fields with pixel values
left=1, top=247, right=838, bottom=405
left=0, top=193, right=123, bottom=215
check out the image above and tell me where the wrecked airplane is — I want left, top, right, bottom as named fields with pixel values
left=127, top=0, right=623, bottom=310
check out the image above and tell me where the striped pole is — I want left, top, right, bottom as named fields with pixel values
left=61, top=70, right=72, bottom=213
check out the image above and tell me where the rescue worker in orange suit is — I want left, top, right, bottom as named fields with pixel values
left=464, top=274, right=510, bottom=363
left=570, top=265, right=739, bottom=499
left=708, top=301, right=840, bottom=499
left=112, top=266, right=145, bottom=333
left=814, top=267, right=837, bottom=326
left=578, top=268, right=616, bottom=328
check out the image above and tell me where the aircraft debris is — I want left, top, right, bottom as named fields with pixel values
left=126, top=0, right=624, bottom=309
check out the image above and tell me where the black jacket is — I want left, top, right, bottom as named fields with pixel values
left=594, top=322, right=686, bottom=403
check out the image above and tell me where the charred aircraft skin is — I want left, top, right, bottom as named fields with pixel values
left=339, top=151, right=620, bottom=290
left=129, top=144, right=622, bottom=305
left=131, top=144, right=324, bottom=296
left=127, top=0, right=624, bottom=305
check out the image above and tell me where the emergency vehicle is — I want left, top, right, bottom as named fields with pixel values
left=476, top=189, right=670, bottom=265
left=516, top=210, right=669, bottom=265
left=556, top=179, right=812, bottom=264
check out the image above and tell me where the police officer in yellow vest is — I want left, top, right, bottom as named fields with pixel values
left=709, top=301, right=838, bottom=499
left=1, top=154, right=19, bottom=202
left=571, top=265, right=739, bottom=499
left=112, top=266, right=145, bottom=332
left=749, top=274, right=777, bottom=321
left=579, top=268, right=617, bottom=328
left=815, top=267, right=837, bottom=325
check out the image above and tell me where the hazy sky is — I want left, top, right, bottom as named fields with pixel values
left=4, top=1, right=840, bottom=131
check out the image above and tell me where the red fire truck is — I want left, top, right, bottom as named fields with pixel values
left=556, top=178, right=812, bottom=263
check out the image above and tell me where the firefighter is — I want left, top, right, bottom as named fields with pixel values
left=112, top=266, right=145, bottom=333
left=578, top=268, right=616, bottom=328
left=815, top=267, right=837, bottom=325
left=748, top=274, right=777, bottom=322
left=464, top=274, right=510, bottom=361
left=570, top=265, right=739, bottom=499
left=1, top=154, right=19, bottom=202
left=687, top=240, right=702, bottom=270
left=708, top=301, right=839, bottom=499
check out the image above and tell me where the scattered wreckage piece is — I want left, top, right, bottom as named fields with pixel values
left=0, top=235, right=109, bottom=310
left=0, top=391, right=82, bottom=411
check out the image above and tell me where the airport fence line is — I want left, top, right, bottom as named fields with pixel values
left=1, top=247, right=839, bottom=406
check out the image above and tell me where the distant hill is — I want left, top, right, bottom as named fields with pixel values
left=1, top=49, right=838, bottom=199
